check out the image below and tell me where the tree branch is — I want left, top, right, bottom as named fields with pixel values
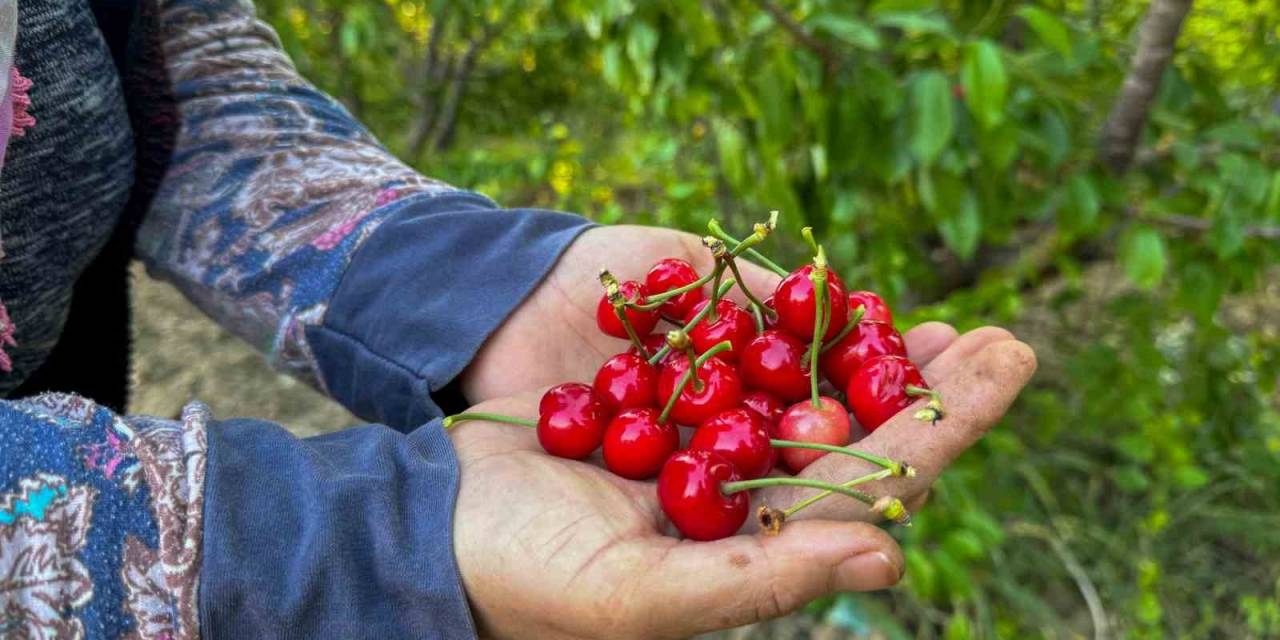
left=1098, top=0, right=1194, bottom=174
left=752, top=0, right=840, bottom=77
left=1135, top=210, right=1280, bottom=240
left=407, top=10, right=452, bottom=161
left=428, top=18, right=505, bottom=152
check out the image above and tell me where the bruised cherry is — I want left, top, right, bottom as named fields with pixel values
left=657, top=352, right=743, bottom=426
left=684, top=299, right=755, bottom=363
left=596, top=280, right=659, bottom=339
left=689, top=408, right=773, bottom=479
left=657, top=449, right=749, bottom=541
left=846, top=290, right=893, bottom=325
left=773, top=264, right=848, bottom=341
left=774, top=396, right=852, bottom=473
left=740, top=329, right=812, bottom=402
left=536, top=383, right=610, bottom=459
left=602, top=407, right=680, bottom=480
left=645, top=258, right=706, bottom=320
left=593, top=353, right=659, bottom=412
left=847, top=354, right=932, bottom=432
left=819, top=321, right=907, bottom=391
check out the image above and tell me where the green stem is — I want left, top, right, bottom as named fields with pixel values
left=819, top=305, right=865, bottom=353
left=659, top=340, right=735, bottom=424
left=782, top=468, right=895, bottom=518
left=808, top=245, right=828, bottom=407
left=906, top=384, right=946, bottom=424
left=768, top=440, right=915, bottom=476
left=614, top=306, right=651, bottom=359
left=725, top=255, right=775, bottom=320
left=707, top=220, right=788, bottom=277
left=722, top=477, right=878, bottom=507
left=648, top=280, right=736, bottom=366
left=443, top=412, right=536, bottom=430
left=800, top=226, right=821, bottom=256
left=628, top=271, right=716, bottom=311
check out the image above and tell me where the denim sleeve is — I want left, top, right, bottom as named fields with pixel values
left=127, top=0, right=592, bottom=428
left=0, top=392, right=477, bottom=639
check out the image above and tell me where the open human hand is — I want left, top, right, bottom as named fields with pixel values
left=448, top=325, right=1035, bottom=639
left=459, top=225, right=780, bottom=404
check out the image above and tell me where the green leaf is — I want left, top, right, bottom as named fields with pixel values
left=626, top=22, right=659, bottom=93
left=909, top=71, right=954, bottom=166
left=714, top=120, right=748, bottom=190
left=938, top=191, right=981, bottom=260
left=979, top=122, right=1020, bottom=170
left=808, top=13, right=882, bottom=50
left=943, top=530, right=987, bottom=561
left=961, top=39, right=1007, bottom=130
left=1060, top=174, right=1099, bottom=232
left=1121, top=226, right=1168, bottom=289
left=1017, top=6, right=1072, bottom=60
left=874, top=11, right=953, bottom=37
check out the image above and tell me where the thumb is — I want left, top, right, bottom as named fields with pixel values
left=638, top=521, right=904, bottom=637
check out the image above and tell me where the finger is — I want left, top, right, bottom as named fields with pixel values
left=902, top=321, right=959, bottom=368
left=760, top=339, right=1038, bottom=521
left=920, top=325, right=1018, bottom=384
left=641, top=521, right=904, bottom=637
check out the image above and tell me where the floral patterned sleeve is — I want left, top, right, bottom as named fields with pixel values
left=129, top=0, right=592, bottom=428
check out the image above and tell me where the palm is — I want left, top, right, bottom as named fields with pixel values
left=461, top=225, right=780, bottom=404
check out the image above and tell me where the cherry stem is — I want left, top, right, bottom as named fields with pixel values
left=768, top=440, right=915, bottom=477
left=647, top=280, right=737, bottom=366
left=800, top=226, right=822, bottom=256
left=781, top=468, right=895, bottom=518
left=628, top=272, right=715, bottom=311
left=820, top=306, right=865, bottom=353
left=722, top=477, right=877, bottom=507
left=614, top=306, right=651, bottom=359
left=724, top=255, right=775, bottom=320
left=906, top=384, right=946, bottom=425
left=442, top=412, right=536, bottom=430
left=658, top=340, right=734, bottom=424
left=707, top=219, right=788, bottom=277
left=807, top=240, right=829, bottom=408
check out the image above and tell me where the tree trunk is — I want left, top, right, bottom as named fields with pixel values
left=1098, top=0, right=1194, bottom=173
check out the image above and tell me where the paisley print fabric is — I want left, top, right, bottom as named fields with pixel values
left=134, top=0, right=458, bottom=392
left=0, top=395, right=206, bottom=639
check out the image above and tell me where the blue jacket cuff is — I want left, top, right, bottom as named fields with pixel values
left=307, top=191, right=593, bottom=430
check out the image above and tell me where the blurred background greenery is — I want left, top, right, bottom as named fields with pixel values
left=155, top=0, right=1280, bottom=636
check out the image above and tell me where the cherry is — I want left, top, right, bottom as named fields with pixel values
left=593, top=353, right=659, bottom=412
left=846, top=290, right=893, bottom=325
left=847, top=354, right=935, bottom=432
left=602, top=407, right=680, bottom=480
left=689, top=408, right=773, bottom=479
left=773, top=264, right=848, bottom=341
left=536, top=383, right=610, bottom=459
left=645, top=258, right=706, bottom=320
left=657, top=449, right=749, bottom=541
left=657, top=352, right=743, bottom=426
left=740, top=391, right=785, bottom=427
left=819, top=321, right=907, bottom=391
left=774, top=396, right=852, bottom=473
left=684, top=299, right=755, bottom=363
left=740, top=329, right=812, bottom=402
left=596, top=280, right=659, bottom=339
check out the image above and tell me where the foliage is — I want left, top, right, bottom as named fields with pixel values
left=258, top=0, right=1280, bottom=636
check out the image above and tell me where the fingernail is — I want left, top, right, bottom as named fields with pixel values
left=836, top=551, right=902, bottom=591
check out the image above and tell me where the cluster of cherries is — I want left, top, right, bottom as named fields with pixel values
left=445, top=215, right=942, bottom=540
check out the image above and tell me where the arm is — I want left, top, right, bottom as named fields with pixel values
left=124, top=0, right=591, bottom=429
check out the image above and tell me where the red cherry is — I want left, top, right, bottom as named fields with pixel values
left=689, top=408, right=773, bottom=479
left=537, top=383, right=610, bottom=459
left=740, top=329, right=812, bottom=402
left=596, top=280, right=659, bottom=339
left=593, top=353, right=659, bottom=412
left=645, top=258, right=706, bottom=320
left=602, top=407, right=680, bottom=480
left=628, top=333, right=670, bottom=363
left=847, top=354, right=928, bottom=432
left=684, top=299, right=755, bottom=363
left=741, top=391, right=785, bottom=427
left=762, top=295, right=779, bottom=330
left=657, top=449, right=749, bottom=541
left=775, top=396, right=851, bottom=473
left=819, top=321, right=907, bottom=391
left=773, top=265, right=848, bottom=341
left=657, top=353, right=743, bottom=426
left=846, top=290, right=894, bottom=325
